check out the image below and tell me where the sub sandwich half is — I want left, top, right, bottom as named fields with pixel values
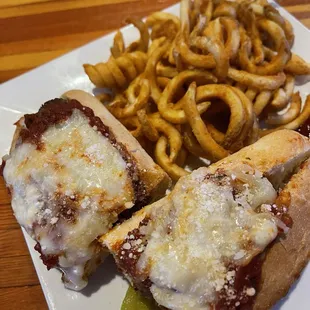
left=101, top=129, right=310, bottom=309
left=2, top=90, right=170, bottom=290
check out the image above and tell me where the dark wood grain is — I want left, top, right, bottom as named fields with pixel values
left=0, top=255, right=39, bottom=288
left=0, top=285, right=46, bottom=310
left=0, top=229, right=28, bottom=257
left=0, top=0, right=309, bottom=309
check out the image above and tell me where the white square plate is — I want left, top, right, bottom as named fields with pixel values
left=0, top=2, right=309, bottom=310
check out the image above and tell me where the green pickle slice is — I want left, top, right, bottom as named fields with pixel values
left=121, top=285, right=159, bottom=310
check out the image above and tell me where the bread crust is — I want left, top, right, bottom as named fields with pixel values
left=102, top=130, right=310, bottom=309
left=211, top=129, right=310, bottom=189
left=63, top=90, right=170, bottom=200
left=253, top=159, right=310, bottom=310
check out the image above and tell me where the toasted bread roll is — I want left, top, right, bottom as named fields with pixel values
left=211, top=129, right=310, bottom=189
left=254, top=158, right=310, bottom=310
left=101, top=130, right=310, bottom=309
left=2, top=91, right=170, bottom=291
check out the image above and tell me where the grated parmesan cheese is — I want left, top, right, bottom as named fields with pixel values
left=137, top=166, right=278, bottom=309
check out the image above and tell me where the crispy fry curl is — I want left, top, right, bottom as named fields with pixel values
left=83, top=0, right=310, bottom=180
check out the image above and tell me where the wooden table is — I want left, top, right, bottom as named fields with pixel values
left=0, top=0, right=309, bottom=309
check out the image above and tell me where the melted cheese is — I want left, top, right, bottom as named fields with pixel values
left=137, top=166, right=278, bottom=309
left=3, top=109, right=134, bottom=290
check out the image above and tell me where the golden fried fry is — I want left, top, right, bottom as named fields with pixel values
left=149, top=114, right=183, bottom=162
left=261, top=95, right=310, bottom=135
left=151, top=19, right=179, bottom=41
left=213, top=1, right=237, bottom=19
left=196, top=84, right=247, bottom=149
left=110, top=30, right=125, bottom=58
left=245, top=115, right=260, bottom=146
left=178, top=31, right=216, bottom=69
left=285, top=53, right=310, bottom=76
left=183, top=124, right=208, bottom=158
left=155, top=136, right=189, bottom=181
left=239, top=29, right=291, bottom=75
left=137, top=109, right=159, bottom=142
left=110, top=78, right=150, bottom=118
left=264, top=5, right=294, bottom=47
left=83, top=0, right=310, bottom=179
left=227, top=68, right=286, bottom=90
left=183, top=82, right=230, bottom=161
left=146, top=12, right=181, bottom=30
left=145, top=40, right=171, bottom=104
left=190, top=18, right=229, bottom=79
left=84, top=51, right=147, bottom=89
left=220, top=17, right=240, bottom=61
left=238, top=5, right=264, bottom=64
left=270, top=75, right=295, bottom=110
left=156, top=76, right=171, bottom=89
left=265, top=92, right=302, bottom=126
left=235, top=82, right=247, bottom=92
left=158, top=70, right=217, bottom=124
left=148, top=37, right=166, bottom=57
left=257, top=19, right=287, bottom=51
left=245, top=88, right=258, bottom=101
left=156, top=62, right=179, bottom=78
left=125, top=18, right=149, bottom=53
left=253, top=90, right=273, bottom=116
left=120, top=116, right=142, bottom=138
left=230, top=86, right=255, bottom=150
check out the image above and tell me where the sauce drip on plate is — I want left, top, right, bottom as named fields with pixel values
left=297, top=118, right=310, bottom=138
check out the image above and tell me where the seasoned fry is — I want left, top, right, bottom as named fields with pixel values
left=148, top=114, right=183, bottom=162
left=190, top=34, right=229, bottom=79
left=158, top=70, right=216, bottom=124
left=238, top=4, right=264, bottom=64
left=227, top=68, right=286, bottom=90
left=156, top=62, right=179, bottom=78
left=110, top=30, right=125, bottom=58
left=83, top=0, right=310, bottom=180
left=245, top=88, right=258, bottom=102
left=257, top=18, right=287, bottom=50
left=230, top=86, right=255, bottom=149
left=270, top=75, right=295, bottom=110
left=213, top=1, right=237, bottom=19
left=178, top=31, right=216, bottom=69
left=146, top=12, right=180, bottom=30
left=151, top=19, right=179, bottom=41
left=125, top=18, right=149, bottom=53
left=266, top=92, right=302, bottom=126
left=155, top=136, right=189, bottom=181
left=285, top=53, right=310, bottom=76
left=183, top=82, right=230, bottom=161
left=261, top=95, right=310, bottom=135
left=156, top=76, right=170, bottom=89
left=264, top=5, right=294, bottom=47
left=253, top=90, right=273, bottom=116
left=84, top=51, right=147, bottom=89
left=220, top=17, right=240, bottom=61
left=183, top=124, right=208, bottom=158
left=120, top=116, right=142, bottom=138
left=245, top=115, right=260, bottom=145
left=239, top=32, right=291, bottom=75
left=137, top=109, right=159, bottom=142
left=109, top=78, right=150, bottom=118
left=145, top=40, right=171, bottom=104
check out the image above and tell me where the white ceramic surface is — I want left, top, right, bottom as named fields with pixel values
left=0, top=2, right=309, bottom=310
